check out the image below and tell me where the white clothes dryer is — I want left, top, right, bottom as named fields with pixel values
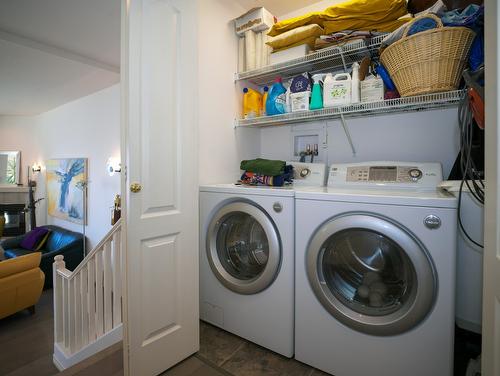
left=294, top=162, right=458, bottom=376
left=199, top=162, right=326, bottom=357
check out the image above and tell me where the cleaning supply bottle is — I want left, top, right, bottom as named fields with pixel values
left=261, top=86, right=269, bottom=116
left=266, top=77, right=287, bottom=116
left=351, top=62, right=360, bottom=104
left=242, top=88, right=262, bottom=119
left=323, top=72, right=351, bottom=107
left=310, top=74, right=323, bottom=110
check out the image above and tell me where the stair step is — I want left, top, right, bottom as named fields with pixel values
left=56, top=342, right=123, bottom=376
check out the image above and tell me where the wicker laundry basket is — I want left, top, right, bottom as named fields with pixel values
left=380, top=14, right=476, bottom=96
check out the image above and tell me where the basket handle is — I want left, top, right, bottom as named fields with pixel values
left=402, top=13, right=443, bottom=38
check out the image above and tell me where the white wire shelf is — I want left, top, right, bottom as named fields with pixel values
left=235, top=35, right=385, bottom=86
left=236, top=90, right=466, bottom=128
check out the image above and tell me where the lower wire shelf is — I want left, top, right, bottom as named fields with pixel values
left=236, top=90, right=466, bottom=128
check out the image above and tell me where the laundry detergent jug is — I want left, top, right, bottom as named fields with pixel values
left=266, top=77, right=287, bottom=116
left=323, top=73, right=351, bottom=107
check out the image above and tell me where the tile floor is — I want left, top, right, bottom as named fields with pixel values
left=194, top=321, right=328, bottom=376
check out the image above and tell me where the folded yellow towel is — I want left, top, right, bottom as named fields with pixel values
left=324, top=15, right=412, bottom=34
left=266, top=24, right=324, bottom=51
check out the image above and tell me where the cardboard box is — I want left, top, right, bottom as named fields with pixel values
left=270, top=44, right=310, bottom=65
left=235, top=7, right=275, bottom=36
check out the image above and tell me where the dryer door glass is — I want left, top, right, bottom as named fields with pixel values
left=307, top=213, right=436, bottom=336
left=321, top=228, right=416, bottom=317
left=207, top=201, right=282, bottom=295
left=216, top=212, right=269, bottom=280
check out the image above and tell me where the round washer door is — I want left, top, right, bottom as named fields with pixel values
left=207, top=201, right=281, bottom=295
left=307, top=213, right=437, bottom=336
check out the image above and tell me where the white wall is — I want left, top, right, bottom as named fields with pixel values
left=261, top=109, right=460, bottom=178
left=198, top=0, right=261, bottom=185
left=197, top=1, right=460, bottom=185
left=0, top=84, right=121, bottom=249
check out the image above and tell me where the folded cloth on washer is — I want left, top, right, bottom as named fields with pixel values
left=240, top=158, right=286, bottom=176
left=240, top=165, right=294, bottom=187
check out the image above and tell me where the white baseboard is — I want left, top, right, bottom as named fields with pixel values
left=53, top=324, right=123, bottom=371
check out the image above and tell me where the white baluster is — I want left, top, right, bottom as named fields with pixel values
left=95, top=249, right=104, bottom=336
left=81, top=265, right=89, bottom=347
left=53, top=255, right=65, bottom=344
left=68, top=278, right=76, bottom=353
left=52, top=222, right=123, bottom=363
left=112, top=230, right=122, bottom=327
left=103, top=241, right=113, bottom=332
left=63, top=278, right=69, bottom=350
left=87, top=258, right=96, bottom=342
left=74, top=273, right=82, bottom=351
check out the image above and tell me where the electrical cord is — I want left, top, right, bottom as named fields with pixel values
left=457, top=94, right=484, bottom=249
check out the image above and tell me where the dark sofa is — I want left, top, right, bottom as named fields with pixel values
left=1, top=225, right=84, bottom=289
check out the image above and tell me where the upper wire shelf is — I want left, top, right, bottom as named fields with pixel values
left=236, top=90, right=466, bottom=128
left=235, top=35, right=386, bottom=86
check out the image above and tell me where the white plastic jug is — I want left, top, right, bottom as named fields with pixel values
left=323, top=72, right=352, bottom=107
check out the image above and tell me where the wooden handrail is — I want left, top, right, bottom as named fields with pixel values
left=56, top=219, right=122, bottom=280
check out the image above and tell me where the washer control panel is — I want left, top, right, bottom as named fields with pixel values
left=328, top=162, right=442, bottom=188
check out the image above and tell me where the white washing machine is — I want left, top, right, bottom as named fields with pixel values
left=295, top=162, right=458, bottom=376
left=199, top=162, right=325, bottom=357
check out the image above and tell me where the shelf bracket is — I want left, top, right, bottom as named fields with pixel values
left=339, top=49, right=348, bottom=73
left=340, top=113, right=356, bottom=156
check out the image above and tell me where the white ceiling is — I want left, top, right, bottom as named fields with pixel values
left=0, top=0, right=120, bottom=116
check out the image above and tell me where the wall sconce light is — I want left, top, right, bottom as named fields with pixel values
left=106, top=157, right=121, bottom=176
left=31, top=164, right=42, bottom=173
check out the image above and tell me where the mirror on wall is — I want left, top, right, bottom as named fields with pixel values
left=0, top=151, right=21, bottom=185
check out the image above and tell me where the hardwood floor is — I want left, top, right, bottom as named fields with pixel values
left=0, top=289, right=58, bottom=376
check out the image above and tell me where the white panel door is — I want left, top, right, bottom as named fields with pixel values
left=122, top=0, right=199, bottom=375
left=483, top=1, right=500, bottom=374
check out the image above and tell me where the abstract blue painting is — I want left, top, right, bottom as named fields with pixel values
left=46, top=158, right=88, bottom=224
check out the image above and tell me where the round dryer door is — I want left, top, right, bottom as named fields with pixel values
left=306, top=213, right=437, bottom=336
left=207, top=201, right=281, bottom=295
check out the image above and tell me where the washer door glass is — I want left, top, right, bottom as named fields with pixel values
left=322, top=229, right=416, bottom=317
left=216, top=211, right=269, bottom=280
left=207, top=201, right=281, bottom=295
left=307, top=213, right=436, bottom=336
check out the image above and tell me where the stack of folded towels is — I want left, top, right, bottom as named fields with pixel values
left=240, top=158, right=294, bottom=187
left=266, top=0, right=412, bottom=54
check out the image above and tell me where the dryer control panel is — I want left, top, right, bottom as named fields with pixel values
left=328, top=162, right=443, bottom=189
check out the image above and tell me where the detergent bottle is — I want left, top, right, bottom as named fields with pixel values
left=323, top=72, right=351, bottom=107
left=242, top=87, right=262, bottom=119
left=266, top=77, right=287, bottom=116
left=310, top=74, right=323, bottom=110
